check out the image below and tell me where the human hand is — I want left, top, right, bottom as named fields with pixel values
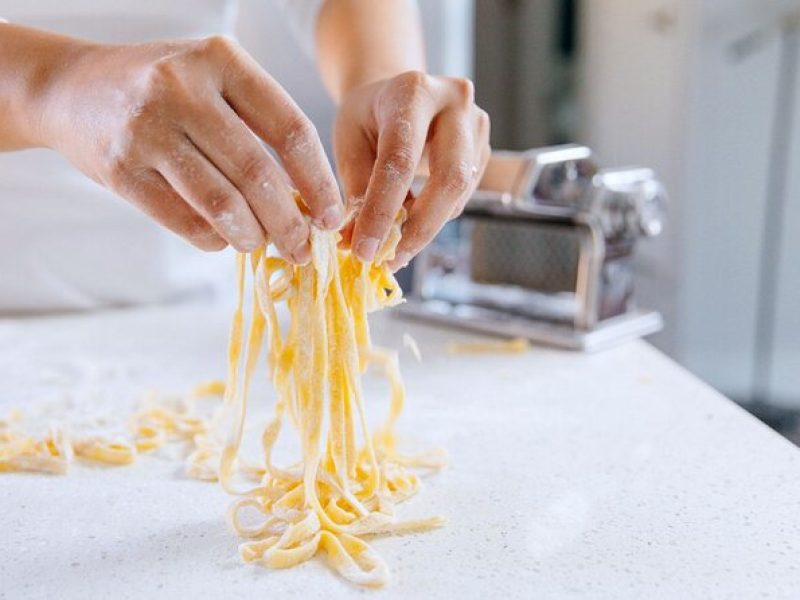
left=333, top=71, right=490, bottom=270
left=39, top=36, right=343, bottom=261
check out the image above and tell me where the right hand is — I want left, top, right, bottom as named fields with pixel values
left=39, top=36, right=344, bottom=261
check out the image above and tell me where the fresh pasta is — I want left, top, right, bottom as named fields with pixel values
left=0, top=382, right=226, bottom=474
left=446, top=337, right=530, bottom=355
left=0, top=206, right=443, bottom=588
left=219, top=213, right=444, bottom=587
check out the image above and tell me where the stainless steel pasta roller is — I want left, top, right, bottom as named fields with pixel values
left=396, top=144, right=666, bottom=351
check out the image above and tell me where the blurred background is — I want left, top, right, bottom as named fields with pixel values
left=241, top=0, right=799, bottom=439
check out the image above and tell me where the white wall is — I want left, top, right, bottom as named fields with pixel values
left=768, top=33, right=800, bottom=405
left=579, top=0, right=693, bottom=357
left=580, top=0, right=800, bottom=406
left=680, top=1, right=779, bottom=397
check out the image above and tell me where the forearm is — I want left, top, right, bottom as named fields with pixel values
left=315, top=0, right=426, bottom=102
left=0, top=22, right=90, bottom=150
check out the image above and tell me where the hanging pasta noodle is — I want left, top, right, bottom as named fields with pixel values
left=221, top=208, right=445, bottom=588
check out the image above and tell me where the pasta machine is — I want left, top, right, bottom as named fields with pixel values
left=395, top=144, right=666, bottom=351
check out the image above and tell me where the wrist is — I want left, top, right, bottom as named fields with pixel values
left=27, top=38, right=97, bottom=150
left=0, top=23, right=95, bottom=149
left=315, top=0, right=426, bottom=104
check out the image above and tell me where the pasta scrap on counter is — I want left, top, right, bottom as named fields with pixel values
left=0, top=382, right=227, bottom=474
left=446, top=337, right=530, bottom=355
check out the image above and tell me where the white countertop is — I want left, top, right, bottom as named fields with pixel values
left=1, top=303, right=799, bottom=599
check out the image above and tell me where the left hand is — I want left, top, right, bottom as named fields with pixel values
left=333, top=71, right=490, bottom=270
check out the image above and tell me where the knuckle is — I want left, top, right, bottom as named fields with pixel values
left=238, top=151, right=270, bottom=187
left=150, top=57, right=181, bottom=86
left=123, top=109, right=146, bottom=136
left=279, top=114, right=316, bottom=155
left=362, top=202, right=396, bottom=226
left=396, top=70, right=429, bottom=92
left=122, top=101, right=159, bottom=140
left=383, top=147, right=417, bottom=180
left=439, top=160, right=472, bottom=195
left=115, top=167, right=148, bottom=195
left=104, top=147, right=136, bottom=186
left=476, top=107, right=490, bottom=129
left=275, top=215, right=308, bottom=250
left=138, top=59, right=187, bottom=106
left=202, top=188, right=236, bottom=219
left=400, top=222, right=430, bottom=251
left=199, top=34, right=238, bottom=59
left=389, top=70, right=433, bottom=108
left=450, top=77, right=475, bottom=104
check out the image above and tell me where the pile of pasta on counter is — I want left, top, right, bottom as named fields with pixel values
left=0, top=379, right=228, bottom=475
left=0, top=207, right=444, bottom=588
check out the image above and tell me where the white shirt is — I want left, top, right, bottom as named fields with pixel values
left=0, top=0, right=321, bottom=313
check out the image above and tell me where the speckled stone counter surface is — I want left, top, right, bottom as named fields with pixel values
left=1, top=303, right=799, bottom=599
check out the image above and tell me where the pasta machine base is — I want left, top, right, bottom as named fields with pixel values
left=395, top=299, right=663, bottom=352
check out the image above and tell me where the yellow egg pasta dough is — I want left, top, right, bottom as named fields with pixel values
left=0, top=208, right=443, bottom=588
left=219, top=216, right=444, bottom=587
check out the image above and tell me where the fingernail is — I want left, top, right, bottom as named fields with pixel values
left=240, top=239, right=261, bottom=253
left=354, top=237, right=380, bottom=262
left=388, top=251, right=412, bottom=272
left=319, top=204, right=344, bottom=230
left=290, top=241, right=311, bottom=265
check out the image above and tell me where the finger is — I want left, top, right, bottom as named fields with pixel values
left=388, top=108, right=474, bottom=271
left=116, top=168, right=227, bottom=251
left=157, top=137, right=269, bottom=254
left=338, top=207, right=357, bottom=248
left=333, top=115, right=375, bottom=249
left=352, top=77, right=438, bottom=261
left=206, top=37, right=343, bottom=228
left=183, top=95, right=312, bottom=263
left=449, top=108, right=491, bottom=220
left=334, top=118, right=375, bottom=204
